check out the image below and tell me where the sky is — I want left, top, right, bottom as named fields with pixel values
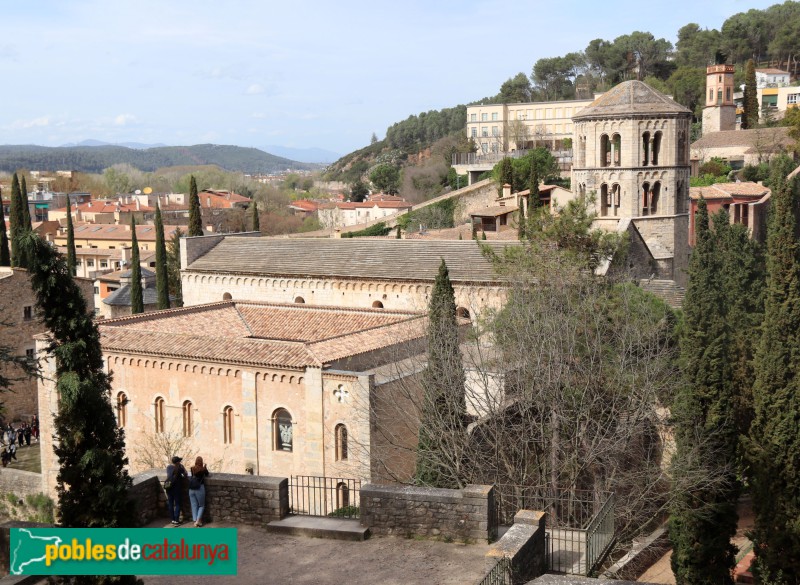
left=0, top=0, right=781, bottom=157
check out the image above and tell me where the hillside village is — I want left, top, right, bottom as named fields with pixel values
left=2, top=3, right=800, bottom=585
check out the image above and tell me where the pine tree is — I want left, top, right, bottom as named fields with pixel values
left=154, top=204, right=169, bottom=310
left=8, top=173, right=26, bottom=268
left=498, top=157, right=513, bottom=197
left=742, top=59, right=758, bottom=130
left=746, top=169, right=800, bottom=583
left=415, top=260, right=466, bottom=489
left=187, top=175, right=203, bottom=237
left=166, top=228, right=184, bottom=307
left=251, top=201, right=260, bottom=233
left=20, top=232, right=139, bottom=567
left=20, top=175, right=31, bottom=230
left=0, top=223, right=9, bottom=267
left=129, top=217, right=144, bottom=315
left=65, top=197, right=77, bottom=277
left=670, top=198, right=739, bottom=585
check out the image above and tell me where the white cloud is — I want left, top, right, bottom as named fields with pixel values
left=114, top=113, right=137, bottom=126
left=245, top=83, right=265, bottom=95
left=11, top=116, right=50, bottom=129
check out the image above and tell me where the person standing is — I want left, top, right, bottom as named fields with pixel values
left=23, top=424, right=31, bottom=446
left=188, top=456, right=210, bottom=527
left=165, top=456, right=187, bottom=525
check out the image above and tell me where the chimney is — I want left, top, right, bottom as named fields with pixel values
left=503, top=183, right=511, bottom=198
left=136, top=199, right=140, bottom=211
left=121, top=247, right=129, bottom=265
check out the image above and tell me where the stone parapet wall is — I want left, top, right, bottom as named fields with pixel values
left=0, top=469, right=43, bottom=499
left=126, top=471, right=162, bottom=526
left=359, top=483, right=495, bottom=542
left=485, top=510, right=547, bottom=584
left=148, top=471, right=289, bottom=526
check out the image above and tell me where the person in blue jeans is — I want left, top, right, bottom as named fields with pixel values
left=188, top=456, right=210, bottom=527
left=166, top=455, right=187, bottom=525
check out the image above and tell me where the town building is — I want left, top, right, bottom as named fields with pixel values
left=453, top=98, right=597, bottom=184
left=755, top=68, right=791, bottom=89
left=690, top=127, right=793, bottom=171
left=49, top=222, right=182, bottom=253
left=702, top=64, right=737, bottom=135
left=179, top=235, right=511, bottom=319
left=37, top=301, right=443, bottom=493
left=571, top=80, right=692, bottom=285
left=96, top=267, right=169, bottom=319
left=317, top=200, right=413, bottom=229
left=48, top=199, right=154, bottom=225
left=688, top=182, right=770, bottom=245
left=287, top=199, right=320, bottom=219
left=0, top=267, right=94, bottom=421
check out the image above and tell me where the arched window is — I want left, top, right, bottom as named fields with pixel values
left=294, top=296, right=305, bottom=304
left=223, top=406, right=234, bottom=444
left=600, top=134, right=610, bottom=167
left=335, top=424, right=348, bottom=461
left=371, top=300, right=384, bottom=308
left=612, top=133, right=621, bottom=166
left=650, top=182, right=661, bottom=214
left=274, top=409, right=293, bottom=452
left=612, top=184, right=621, bottom=216
left=117, top=392, right=127, bottom=428
left=642, top=132, right=651, bottom=166
left=337, top=482, right=350, bottom=509
left=223, top=292, right=232, bottom=301
left=652, top=132, right=662, bottom=166
left=600, top=184, right=609, bottom=217
left=182, top=400, right=193, bottom=438
left=642, top=182, right=651, bottom=216
left=456, top=307, right=471, bottom=319
left=154, top=397, right=165, bottom=434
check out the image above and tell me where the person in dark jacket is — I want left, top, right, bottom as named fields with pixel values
left=165, top=456, right=187, bottom=525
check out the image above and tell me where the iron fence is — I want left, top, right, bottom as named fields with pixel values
left=476, top=556, right=512, bottom=585
left=493, top=485, right=614, bottom=576
left=288, top=475, right=361, bottom=519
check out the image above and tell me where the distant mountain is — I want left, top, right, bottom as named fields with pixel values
left=60, top=139, right=168, bottom=149
left=263, top=145, right=341, bottom=164
left=0, top=143, right=317, bottom=174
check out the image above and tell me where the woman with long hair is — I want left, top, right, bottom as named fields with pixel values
left=188, top=456, right=210, bottom=527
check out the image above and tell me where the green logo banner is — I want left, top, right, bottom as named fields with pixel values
left=10, top=528, right=237, bottom=575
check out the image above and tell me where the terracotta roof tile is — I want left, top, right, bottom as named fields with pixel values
left=691, top=127, right=792, bottom=150
left=689, top=182, right=771, bottom=200
left=99, top=301, right=427, bottom=368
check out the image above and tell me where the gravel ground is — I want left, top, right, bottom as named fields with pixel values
left=141, top=521, right=491, bottom=585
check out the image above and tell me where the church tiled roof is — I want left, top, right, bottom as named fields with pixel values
left=99, top=301, right=429, bottom=369
left=573, top=80, right=691, bottom=119
left=186, top=238, right=515, bottom=283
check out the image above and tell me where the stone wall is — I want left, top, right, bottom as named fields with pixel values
left=149, top=471, right=289, bottom=526
left=0, top=469, right=43, bottom=499
left=485, top=510, right=547, bottom=584
left=127, top=471, right=162, bottom=526
left=359, top=483, right=495, bottom=542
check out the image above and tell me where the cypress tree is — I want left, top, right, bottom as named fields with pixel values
left=529, top=166, right=540, bottom=208
left=187, top=175, right=203, bottom=237
left=745, top=169, right=800, bottom=582
left=129, top=217, right=144, bottom=315
left=0, top=222, right=9, bottom=267
left=742, top=59, right=758, bottom=130
left=415, top=259, right=466, bottom=489
left=670, top=198, right=739, bottom=585
left=20, top=175, right=31, bottom=230
left=498, top=157, right=513, bottom=197
left=154, top=204, right=169, bottom=310
left=65, top=197, right=77, bottom=277
left=166, top=228, right=184, bottom=307
left=395, top=225, right=401, bottom=239
left=251, top=201, right=260, bottom=233
left=20, top=232, right=139, bottom=569
left=8, top=173, right=25, bottom=267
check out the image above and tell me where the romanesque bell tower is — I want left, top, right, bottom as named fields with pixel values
left=701, top=64, right=736, bottom=135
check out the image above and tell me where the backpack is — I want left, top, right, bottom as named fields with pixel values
left=163, top=465, right=178, bottom=491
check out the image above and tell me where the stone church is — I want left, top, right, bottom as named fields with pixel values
left=571, top=80, right=692, bottom=285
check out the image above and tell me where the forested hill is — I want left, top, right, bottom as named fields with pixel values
left=0, top=143, right=317, bottom=174
left=326, top=0, right=800, bottom=183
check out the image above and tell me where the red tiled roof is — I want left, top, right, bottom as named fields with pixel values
left=50, top=201, right=154, bottom=214
left=57, top=222, right=183, bottom=242
left=326, top=201, right=413, bottom=210
left=288, top=200, right=320, bottom=212
left=99, top=301, right=428, bottom=369
left=756, top=68, right=790, bottom=75
left=690, top=182, right=771, bottom=200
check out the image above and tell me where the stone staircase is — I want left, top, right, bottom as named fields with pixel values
left=639, top=279, right=686, bottom=309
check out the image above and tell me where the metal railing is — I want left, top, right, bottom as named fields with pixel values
left=289, top=475, right=361, bottom=519
left=476, top=556, right=512, bottom=585
left=585, top=492, right=615, bottom=574
left=452, top=149, right=573, bottom=167
left=493, top=485, right=614, bottom=576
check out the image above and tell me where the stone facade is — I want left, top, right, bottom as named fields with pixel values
left=0, top=468, right=44, bottom=499
left=572, top=81, right=692, bottom=286
left=359, top=483, right=495, bottom=542
left=702, top=64, right=736, bottom=135
left=0, top=268, right=94, bottom=421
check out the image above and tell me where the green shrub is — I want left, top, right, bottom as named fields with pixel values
left=327, top=505, right=360, bottom=518
left=341, top=222, right=391, bottom=238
